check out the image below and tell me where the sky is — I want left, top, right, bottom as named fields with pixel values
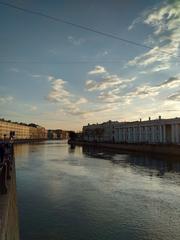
left=0, top=0, right=180, bottom=131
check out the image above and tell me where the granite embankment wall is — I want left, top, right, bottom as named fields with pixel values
left=14, top=138, right=47, bottom=144
left=73, top=142, right=180, bottom=156
left=0, top=161, right=19, bottom=240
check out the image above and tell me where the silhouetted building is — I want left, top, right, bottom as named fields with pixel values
left=48, top=129, right=69, bottom=140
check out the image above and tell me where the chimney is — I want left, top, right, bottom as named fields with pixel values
left=140, top=118, right=142, bottom=122
left=159, top=116, right=161, bottom=120
left=149, top=117, right=151, bottom=121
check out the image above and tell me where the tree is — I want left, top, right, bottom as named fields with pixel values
left=69, top=131, right=77, bottom=141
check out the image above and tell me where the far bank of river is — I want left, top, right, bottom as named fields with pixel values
left=70, top=141, right=180, bottom=156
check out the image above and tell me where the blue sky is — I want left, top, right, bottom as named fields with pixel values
left=0, top=0, right=180, bottom=130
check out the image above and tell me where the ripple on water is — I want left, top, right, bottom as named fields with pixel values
left=15, top=141, right=180, bottom=240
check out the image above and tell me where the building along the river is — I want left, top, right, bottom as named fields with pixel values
left=48, top=129, right=69, bottom=140
left=0, top=119, right=47, bottom=140
left=83, top=117, right=180, bottom=144
left=83, top=121, right=119, bottom=143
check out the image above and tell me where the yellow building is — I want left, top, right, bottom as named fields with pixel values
left=0, top=119, right=47, bottom=140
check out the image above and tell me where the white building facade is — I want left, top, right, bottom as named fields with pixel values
left=83, top=117, right=180, bottom=144
left=83, top=121, right=118, bottom=143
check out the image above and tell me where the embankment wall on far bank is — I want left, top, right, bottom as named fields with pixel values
left=72, top=141, right=180, bottom=156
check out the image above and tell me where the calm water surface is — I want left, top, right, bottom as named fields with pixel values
left=15, top=141, right=180, bottom=240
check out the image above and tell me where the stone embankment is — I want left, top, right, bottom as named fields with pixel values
left=14, top=138, right=47, bottom=144
left=70, top=141, right=180, bottom=156
left=0, top=143, right=19, bottom=240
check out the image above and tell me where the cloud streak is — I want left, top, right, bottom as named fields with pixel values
left=88, top=65, right=107, bottom=75
left=0, top=96, right=14, bottom=104
left=128, top=1, right=180, bottom=71
left=47, top=78, right=71, bottom=103
left=68, top=36, right=85, bottom=46
left=167, top=91, right=180, bottom=101
left=47, top=76, right=90, bottom=116
left=86, top=74, right=135, bottom=92
left=127, top=75, right=180, bottom=99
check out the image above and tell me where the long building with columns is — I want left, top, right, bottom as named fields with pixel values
left=83, top=117, right=180, bottom=144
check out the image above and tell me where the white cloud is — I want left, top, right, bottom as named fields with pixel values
left=102, top=50, right=108, bottom=56
left=96, top=50, right=110, bottom=58
left=98, top=89, right=132, bottom=105
left=65, top=105, right=111, bottom=117
left=95, top=75, right=180, bottom=111
left=128, top=15, right=142, bottom=30
left=86, top=74, right=134, bottom=91
left=144, top=3, right=180, bottom=35
left=9, top=68, right=19, bottom=73
left=30, top=105, right=38, bottom=111
left=85, top=67, right=137, bottom=111
left=49, top=48, right=58, bottom=55
left=151, top=63, right=170, bottom=72
left=47, top=76, right=89, bottom=116
left=128, top=85, right=159, bottom=99
left=68, top=36, right=85, bottom=46
left=75, top=97, right=88, bottom=105
left=32, top=74, right=42, bottom=78
left=128, top=44, right=176, bottom=68
left=128, top=2, right=180, bottom=71
left=0, top=96, right=14, bottom=104
left=167, top=91, right=180, bottom=101
left=46, top=76, right=119, bottom=117
left=157, top=76, right=180, bottom=88
left=98, top=90, right=121, bottom=103
left=48, top=75, right=54, bottom=82
left=88, top=65, right=107, bottom=75
left=47, top=78, right=71, bottom=103
left=126, top=75, right=180, bottom=100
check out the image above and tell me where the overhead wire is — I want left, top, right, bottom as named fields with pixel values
left=0, top=60, right=126, bottom=64
left=0, top=1, right=179, bottom=63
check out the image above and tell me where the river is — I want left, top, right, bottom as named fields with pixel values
left=14, top=140, right=180, bottom=240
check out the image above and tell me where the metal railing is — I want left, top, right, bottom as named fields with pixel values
left=0, top=143, right=14, bottom=194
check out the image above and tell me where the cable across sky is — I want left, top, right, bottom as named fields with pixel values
left=0, top=1, right=180, bottom=61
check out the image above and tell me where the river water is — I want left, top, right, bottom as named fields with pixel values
left=14, top=141, right=180, bottom=240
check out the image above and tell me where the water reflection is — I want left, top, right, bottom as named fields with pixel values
left=82, top=145, right=180, bottom=176
left=15, top=141, right=180, bottom=240
left=68, top=144, right=76, bottom=154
